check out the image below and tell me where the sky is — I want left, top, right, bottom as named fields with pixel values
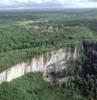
left=0, top=0, right=97, bottom=10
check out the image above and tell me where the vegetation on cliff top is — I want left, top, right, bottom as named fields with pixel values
left=0, top=11, right=97, bottom=72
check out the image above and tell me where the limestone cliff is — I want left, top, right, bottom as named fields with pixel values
left=0, top=46, right=78, bottom=84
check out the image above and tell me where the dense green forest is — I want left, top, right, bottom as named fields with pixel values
left=0, top=9, right=97, bottom=100
left=0, top=73, right=85, bottom=100
left=0, top=10, right=97, bottom=72
left=0, top=41, right=97, bottom=100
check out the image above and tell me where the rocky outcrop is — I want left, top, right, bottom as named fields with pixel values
left=0, top=46, right=78, bottom=84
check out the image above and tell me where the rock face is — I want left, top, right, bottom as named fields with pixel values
left=0, top=46, right=78, bottom=84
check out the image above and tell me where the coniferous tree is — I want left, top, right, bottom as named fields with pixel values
left=73, top=41, right=97, bottom=99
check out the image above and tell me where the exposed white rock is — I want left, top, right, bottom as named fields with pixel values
left=0, top=47, right=78, bottom=84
